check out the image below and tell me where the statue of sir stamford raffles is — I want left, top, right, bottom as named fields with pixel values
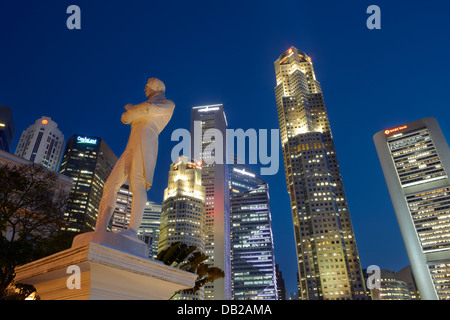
left=94, top=78, right=175, bottom=237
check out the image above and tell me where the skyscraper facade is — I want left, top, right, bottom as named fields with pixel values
left=0, top=106, right=15, bottom=152
left=139, top=201, right=162, bottom=259
left=374, top=117, right=450, bottom=300
left=158, top=156, right=205, bottom=300
left=59, top=134, right=117, bottom=233
left=110, top=183, right=133, bottom=232
left=190, top=104, right=231, bottom=300
left=15, top=116, right=65, bottom=172
left=159, top=156, right=205, bottom=251
left=230, top=164, right=278, bottom=300
left=273, top=47, right=367, bottom=300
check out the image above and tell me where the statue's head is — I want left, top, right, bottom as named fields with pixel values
left=145, top=78, right=165, bottom=97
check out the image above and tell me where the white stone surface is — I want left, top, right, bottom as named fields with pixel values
left=95, top=78, right=175, bottom=234
left=14, top=242, right=197, bottom=300
left=71, top=231, right=149, bottom=257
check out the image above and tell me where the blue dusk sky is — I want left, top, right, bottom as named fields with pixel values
left=1, top=1, right=450, bottom=296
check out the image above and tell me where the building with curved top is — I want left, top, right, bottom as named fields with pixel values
left=370, top=269, right=412, bottom=300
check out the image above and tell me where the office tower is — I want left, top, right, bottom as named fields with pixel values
left=368, top=269, right=412, bottom=300
left=190, top=104, right=231, bottom=300
left=374, top=117, right=450, bottom=300
left=15, top=116, right=65, bottom=172
left=158, top=156, right=205, bottom=299
left=0, top=106, right=15, bottom=152
left=159, top=156, right=205, bottom=250
left=59, top=134, right=117, bottom=233
left=138, top=201, right=162, bottom=259
left=229, top=163, right=278, bottom=300
left=396, top=266, right=420, bottom=300
left=273, top=47, right=367, bottom=300
left=110, top=183, right=133, bottom=232
left=275, top=264, right=287, bottom=300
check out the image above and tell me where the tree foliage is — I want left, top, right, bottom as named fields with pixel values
left=0, top=163, right=73, bottom=299
left=156, top=241, right=225, bottom=299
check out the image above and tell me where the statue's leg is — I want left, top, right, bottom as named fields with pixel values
left=95, top=155, right=129, bottom=232
left=127, top=156, right=148, bottom=234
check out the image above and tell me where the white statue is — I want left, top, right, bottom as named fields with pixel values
left=95, top=78, right=175, bottom=237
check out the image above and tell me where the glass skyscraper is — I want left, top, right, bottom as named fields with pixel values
left=230, top=163, right=278, bottom=300
left=139, top=201, right=162, bottom=259
left=59, top=134, right=117, bottom=233
left=110, top=183, right=133, bottom=232
left=190, top=104, right=231, bottom=300
left=273, top=47, right=367, bottom=300
left=374, top=117, right=450, bottom=300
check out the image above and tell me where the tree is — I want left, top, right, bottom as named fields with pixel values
left=156, top=242, right=225, bottom=299
left=0, top=162, right=72, bottom=299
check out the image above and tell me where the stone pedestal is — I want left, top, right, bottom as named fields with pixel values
left=71, top=231, right=149, bottom=257
left=14, top=241, right=197, bottom=300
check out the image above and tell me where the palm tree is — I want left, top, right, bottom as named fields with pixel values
left=156, top=242, right=225, bottom=299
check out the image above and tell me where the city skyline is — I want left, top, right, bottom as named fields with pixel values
left=2, top=1, right=450, bottom=297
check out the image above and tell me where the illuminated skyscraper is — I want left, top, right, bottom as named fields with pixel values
left=230, top=164, right=278, bottom=300
left=158, top=156, right=205, bottom=299
left=110, top=183, right=133, bottom=232
left=59, top=134, right=117, bottom=233
left=273, top=47, right=367, bottom=300
left=374, top=117, right=450, bottom=300
left=159, top=156, right=205, bottom=250
left=15, top=116, right=64, bottom=172
left=139, top=201, right=162, bottom=259
left=190, top=104, right=231, bottom=300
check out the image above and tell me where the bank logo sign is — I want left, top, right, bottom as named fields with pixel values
left=77, top=136, right=98, bottom=144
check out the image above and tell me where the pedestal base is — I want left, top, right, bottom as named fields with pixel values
left=14, top=242, right=197, bottom=300
left=71, top=231, right=149, bottom=257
